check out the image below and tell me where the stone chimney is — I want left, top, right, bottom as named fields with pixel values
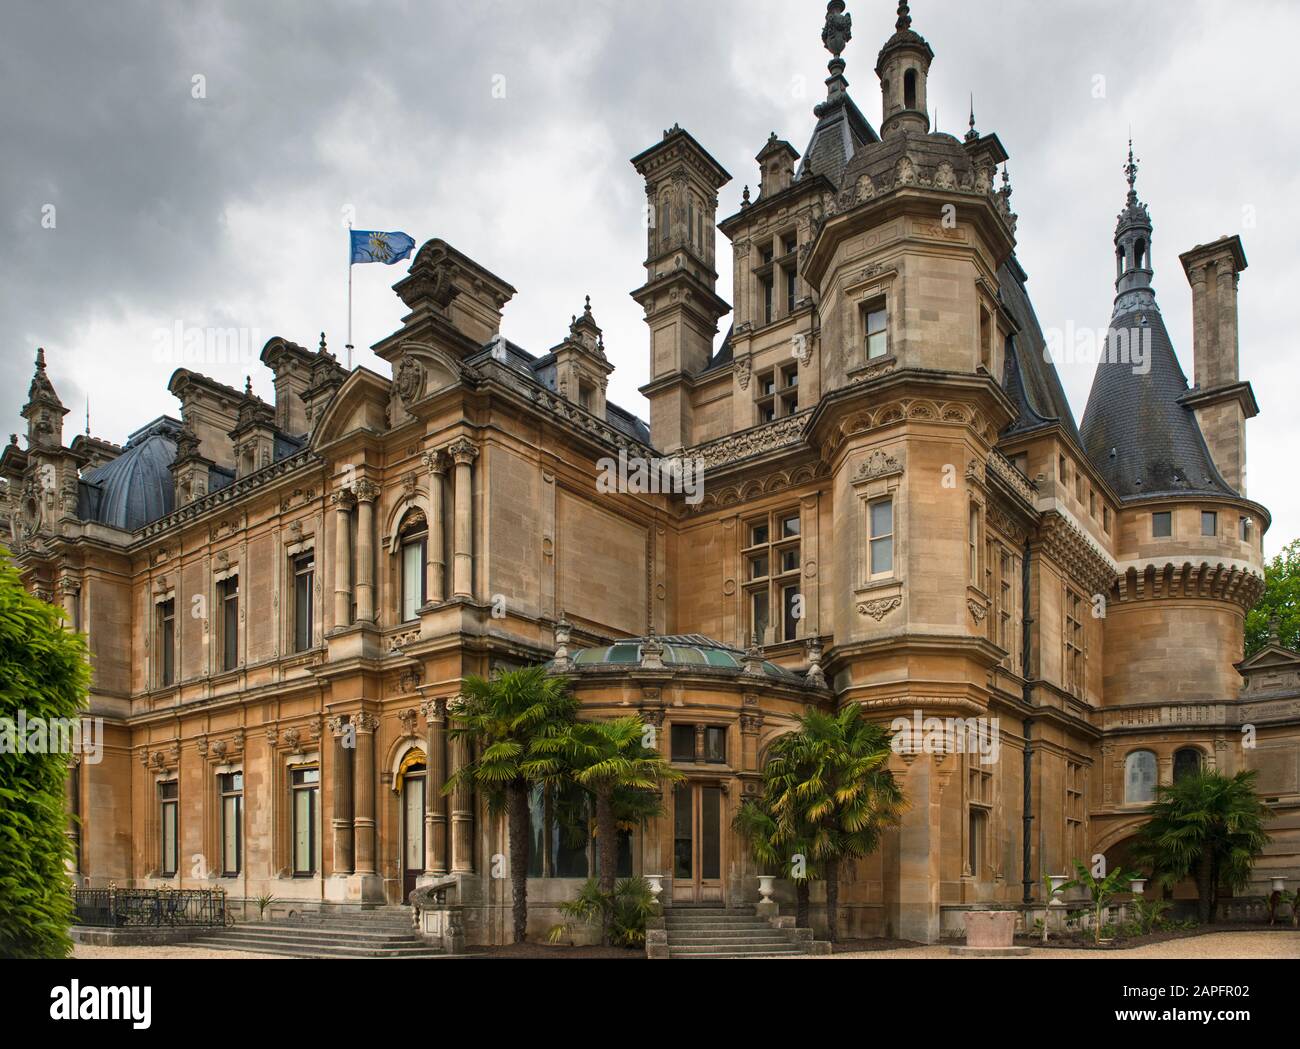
left=1178, top=235, right=1257, bottom=494
left=260, top=336, right=317, bottom=435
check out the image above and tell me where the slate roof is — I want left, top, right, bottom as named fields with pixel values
left=467, top=337, right=652, bottom=446
left=797, top=91, right=878, bottom=183
left=562, top=634, right=810, bottom=686
left=997, top=256, right=1082, bottom=443
left=1081, top=306, right=1235, bottom=500
left=77, top=417, right=181, bottom=531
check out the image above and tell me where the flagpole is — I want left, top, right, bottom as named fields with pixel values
left=346, top=221, right=354, bottom=371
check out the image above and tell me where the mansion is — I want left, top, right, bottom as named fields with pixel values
left=3, top=1, right=1298, bottom=946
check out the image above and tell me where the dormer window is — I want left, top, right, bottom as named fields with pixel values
left=578, top=380, right=595, bottom=412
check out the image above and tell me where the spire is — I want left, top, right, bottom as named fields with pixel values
left=1113, top=139, right=1155, bottom=314
left=966, top=95, right=979, bottom=142
left=876, top=0, right=933, bottom=137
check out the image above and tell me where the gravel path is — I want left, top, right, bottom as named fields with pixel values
left=810, top=931, right=1300, bottom=960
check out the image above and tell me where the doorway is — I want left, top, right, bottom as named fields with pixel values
left=672, top=781, right=724, bottom=904
left=401, top=764, right=426, bottom=901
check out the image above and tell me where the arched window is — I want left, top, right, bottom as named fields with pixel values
left=1117, top=245, right=1125, bottom=279
left=397, top=510, right=427, bottom=623
left=1134, top=238, right=1147, bottom=270
left=1173, top=747, right=1202, bottom=783
left=1124, top=750, right=1157, bottom=804
left=904, top=69, right=918, bottom=110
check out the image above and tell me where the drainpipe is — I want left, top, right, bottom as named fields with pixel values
left=1021, top=536, right=1035, bottom=905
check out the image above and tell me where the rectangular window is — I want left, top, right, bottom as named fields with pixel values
left=159, top=780, right=178, bottom=877
left=762, top=276, right=774, bottom=325
left=704, top=726, right=727, bottom=764
left=782, top=233, right=797, bottom=257
left=865, top=302, right=888, bottom=360
left=1104, top=506, right=1112, bottom=534
left=219, top=771, right=242, bottom=876
left=291, top=766, right=319, bottom=876
left=1201, top=511, right=1217, bottom=537
left=869, top=498, right=894, bottom=578
left=219, top=576, right=239, bottom=672
left=780, top=548, right=800, bottom=574
left=750, top=589, right=770, bottom=645
left=401, top=538, right=426, bottom=622
left=968, top=808, right=987, bottom=878
left=748, top=554, right=770, bottom=581
left=785, top=266, right=797, bottom=314
left=781, top=584, right=801, bottom=642
left=968, top=504, right=981, bottom=585
left=157, top=599, right=175, bottom=687
left=1065, top=589, right=1084, bottom=696
left=999, top=551, right=1013, bottom=654
left=780, top=514, right=800, bottom=539
left=1240, top=516, right=1251, bottom=542
left=1152, top=511, right=1172, bottom=538
left=293, top=554, right=315, bottom=652
left=671, top=724, right=697, bottom=763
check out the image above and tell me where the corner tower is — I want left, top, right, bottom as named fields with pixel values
left=631, top=126, right=732, bottom=452
left=876, top=1, right=933, bottom=138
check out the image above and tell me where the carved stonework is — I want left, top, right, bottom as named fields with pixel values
left=396, top=355, right=424, bottom=405
left=858, top=596, right=902, bottom=622
left=735, top=355, right=752, bottom=391
left=855, top=449, right=904, bottom=482
left=967, top=598, right=988, bottom=624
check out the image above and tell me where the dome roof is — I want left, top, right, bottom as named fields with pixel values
left=562, top=634, right=810, bottom=686
left=77, top=417, right=181, bottom=531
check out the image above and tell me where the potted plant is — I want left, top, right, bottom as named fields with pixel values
left=1059, top=860, right=1132, bottom=946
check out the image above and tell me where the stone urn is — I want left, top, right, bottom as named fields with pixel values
left=645, top=875, right=663, bottom=902
left=1272, top=877, right=1286, bottom=893
left=962, top=910, right=1018, bottom=950
left=1129, top=877, right=1147, bottom=895
left=757, top=876, right=776, bottom=902
left=1048, top=874, right=1069, bottom=898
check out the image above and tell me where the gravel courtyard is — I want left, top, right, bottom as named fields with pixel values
left=69, top=930, right=1299, bottom=960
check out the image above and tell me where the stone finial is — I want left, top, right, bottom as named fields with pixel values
left=1268, top=618, right=1281, bottom=646
left=966, top=95, right=979, bottom=142
left=895, top=0, right=911, bottom=32
left=805, top=637, right=826, bottom=688
left=822, top=1, right=852, bottom=58
left=1124, top=137, right=1140, bottom=203
left=640, top=629, right=665, bottom=670
left=553, top=612, right=573, bottom=670
left=742, top=634, right=766, bottom=677
left=319, top=331, right=328, bottom=354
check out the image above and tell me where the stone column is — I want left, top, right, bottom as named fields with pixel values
left=352, top=711, right=379, bottom=876
left=57, top=572, right=80, bottom=628
left=1216, top=265, right=1240, bottom=383
left=354, top=482, right=379, bottom=622
left=422, top=451, right=447, bottom=605
left=331, top=490, right=355, bottom=628
left=447, top=697, right=475, bottom=873
left=448, top=438, right=479, bottom=601
left=328, top=715, right=354, bottom=874
left=422, top=697, right=448, bottom=876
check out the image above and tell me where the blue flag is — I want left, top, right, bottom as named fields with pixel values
left=350, top=230, right=415, bottom=265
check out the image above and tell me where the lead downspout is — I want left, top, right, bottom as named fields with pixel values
left=1021, top=536, right=1035, bottom=905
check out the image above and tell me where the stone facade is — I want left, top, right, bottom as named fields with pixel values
left=2, top=1, right=1296, bottom=945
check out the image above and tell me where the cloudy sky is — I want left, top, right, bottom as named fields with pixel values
left=3, top=0, right=1297, bottom=553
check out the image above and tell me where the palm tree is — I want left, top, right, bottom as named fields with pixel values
left=444, top=666, right=577, bottom=943
left=1131, top=769, right=1271, bottom=925
left=530, top=715, right=682, bottom=944
left=1058, top=859, right=1132, bottom=944
left=735, top=706, right=904, bottom=940
left=732, top=790, right=819, bottom=928
left=769, top=707, right=904, bottom=941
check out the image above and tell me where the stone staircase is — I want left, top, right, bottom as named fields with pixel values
left=657, top=906, right=816, bottom=959
left=188, top=906, right=445, bottom=959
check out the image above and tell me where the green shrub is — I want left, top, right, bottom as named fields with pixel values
left=0, top=546, right=91, bottom=958
left=548, top=877, right=657, bottom=949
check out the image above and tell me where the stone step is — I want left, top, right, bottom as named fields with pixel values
left=664, top=919, right=774, bottom=929
left=208, top=927, right=426, bottom=949
left=667, top=935, right=794, bottom=947
left=269, top=919, right=416, bottom=932
left=668, top=944, right=807, bottom=958
left=666, top=908, right=754, bottom=917
left=192, top=936, right=443, bottom=959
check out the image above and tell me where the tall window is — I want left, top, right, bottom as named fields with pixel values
left=291, top=766, right=319, bottom=875
left=864, top=300, right=888, bottom=359
left=526, top=782, right=608, bottom=878
left=293, top=554, right=314, bottom=653
left=1201, top=511, right=1218, bottom=537
left=400, top=517, right=428, bottom=623
left=968, top=503, right=981, bottom=585
left=998, top=549, right=1013, bottom=656
left=1152, top=511, right=1172, bottom=538
left=219, top=576, right=239, bottom=672
left=1065, top=588, right=1084, bottom=696
left=762, top=275, right=774, bottom=325
left=967, top=764, right=991, bottom=878
left=1173, top=747, right=1202, bottom=783
left=159, top=780, right=178, bottom=877
left=743, top=511, right=802, bottom=644
left=219, top=771, right=242, bottom=876
left=1066, top=761, right=1084, bottom=861
left=1124, top=750, right=1157, bottom=804
left=869, top=498, right=894, bottom=579
left=785, top=265, right=797, bottom=314
left=157, top=599, right=176, bottom=688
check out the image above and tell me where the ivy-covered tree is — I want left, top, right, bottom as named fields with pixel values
left=1245, top=538, right=1300, bottom=656
left=0, top=547, right=91, bottom=958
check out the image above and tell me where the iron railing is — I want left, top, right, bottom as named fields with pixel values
left=73, top=888, right=231, bottom=928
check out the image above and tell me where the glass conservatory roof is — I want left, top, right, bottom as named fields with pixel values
left=567, top=634, right=806, bottom=684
